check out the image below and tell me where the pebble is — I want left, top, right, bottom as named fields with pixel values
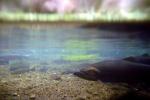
left=30, top=94, right=36, bottom=99
left=76, top=97, right=86, bottom=100
left=51, top=74, right=62, bottom=80
left=12, top=92, right=18, bottom=96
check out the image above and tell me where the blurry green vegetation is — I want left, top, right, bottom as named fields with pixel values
left=0, top=11, right=149, bottom=22
left=65, top=40, right=96, bottom=50
left=63, top=40, right=98, bottom=61
left=64, top=54, right=97, bottom=61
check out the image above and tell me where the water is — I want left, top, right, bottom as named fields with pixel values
left=0, top=23, right=150, bottom=72
left=0, top=23, right=150, bottom=100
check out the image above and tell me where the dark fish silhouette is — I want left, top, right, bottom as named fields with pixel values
left=74, top=54, right=150, bottom=84
left=123, top=54, right=150, bottom=65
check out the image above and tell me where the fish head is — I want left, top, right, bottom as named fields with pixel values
left=74, top=66, right=100, bottom=81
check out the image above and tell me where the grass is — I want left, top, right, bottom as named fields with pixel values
left=0, top=11, right=149, bottom=22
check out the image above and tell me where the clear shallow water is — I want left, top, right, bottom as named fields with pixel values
left=0, top=24, right=150, bottom=71
left=0, top=24, right=150, bottom=100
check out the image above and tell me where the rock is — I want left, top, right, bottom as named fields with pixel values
left=76, top=96, right=86, bottom=100
left=12, top=92, right=18, bottom=96
left=0, top=59, right=9, bottom=65
left=51, top=73, right=62, bottom=80
left=0, top=55, right=27, bottom=65
left=9, top=60, right=34, bottom=74
left=38, top=66, right=49, bottom=72
left=30, top=94, right=36, bottom=99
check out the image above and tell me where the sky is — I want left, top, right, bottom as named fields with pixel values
left=0, top=0, right=150, bottom=13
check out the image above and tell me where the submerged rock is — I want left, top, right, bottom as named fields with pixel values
left=30, top=94, right=36, bottom=99
left=51, top=73, right=62, bottom=80
left=0, top=59, right=9, bottom=65
left=38, top=66, right=49, bottom=73
left=9, top=60, right=35, bottom=74
left=12, top=92, right=18, bottom=96
left=0, top=55, right=27, bottom=65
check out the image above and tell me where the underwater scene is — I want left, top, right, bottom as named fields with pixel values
left=0, top=22, right=150, bottom=100
left=0, top=0, right=150, bottom=100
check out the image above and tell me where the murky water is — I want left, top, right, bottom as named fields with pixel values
left=0, top=23, right=150, bottom=72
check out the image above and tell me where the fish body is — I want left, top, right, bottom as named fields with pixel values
left=74, top=54, right=150, bottom=84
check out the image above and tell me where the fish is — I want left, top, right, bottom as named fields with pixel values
left=123, top=53, right=150, bottom=65
left=74, top=54, right=150, bottom=84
